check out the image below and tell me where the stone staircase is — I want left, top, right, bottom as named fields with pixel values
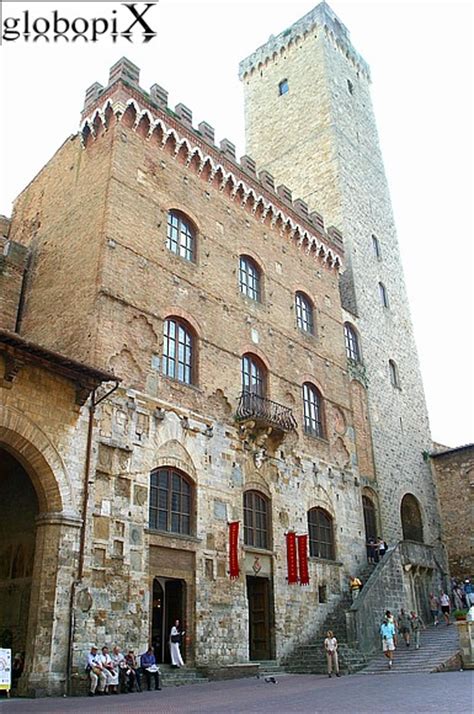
left=159, top=664, right=209, bottom=687
left=358, top=622, right=461, bottom=674
left=257, top=660, right=291, bottom=678
left=283, top=563, right=376, bottom=675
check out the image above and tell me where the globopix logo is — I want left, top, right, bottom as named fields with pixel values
left=1, top=3, right=158, bottom=43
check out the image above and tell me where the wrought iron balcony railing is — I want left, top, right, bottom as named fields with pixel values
left=235, top=391, right=297, bottom=433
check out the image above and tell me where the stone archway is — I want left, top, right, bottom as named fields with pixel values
left=0, top=409, right=81, bottom=696
left=401, top=493, right=424, bottom=543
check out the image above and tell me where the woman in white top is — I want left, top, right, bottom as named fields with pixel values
left=99, top=646, right=119, bottom=693
left=170, top=619, right=185, bottom=668
left=323, top=630, right=341, bottom=678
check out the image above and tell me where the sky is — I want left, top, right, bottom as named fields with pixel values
left=0, top=0, right=473, bottom=447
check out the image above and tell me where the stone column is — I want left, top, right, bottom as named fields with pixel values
left=19, top=512, right=81, bottom=697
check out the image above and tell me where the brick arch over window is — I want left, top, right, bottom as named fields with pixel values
left=308, top=507, right=335, bottom=560
left=167, top=209, right=197, bottom=262
left=162, top=316, right=197, bottom=385
left=149, top=466, right=194, bottom=536
left=241, top=353, right=267, bottom=397
left=243, top=490, right=271, bottom=549
left=401, top=493, right=424, bottom=543
left=239, top=254, right=263, bottom=302
left=0, top=405, right=73, bottom=514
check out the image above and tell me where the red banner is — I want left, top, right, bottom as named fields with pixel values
left=229, top=521, right=240, bottom=579
left=297, top=534, right=310, bottom=586
left=286, top=531, right=298, bottom=584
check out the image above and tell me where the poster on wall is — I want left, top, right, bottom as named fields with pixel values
left=0, top=649, right=12, bottom=694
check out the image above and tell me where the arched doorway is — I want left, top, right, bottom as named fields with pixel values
left=401, top=494, right=424, bottom=542
left=362, top=495, right=377, bottom=543
left=0, top=448, right=39, bottom=689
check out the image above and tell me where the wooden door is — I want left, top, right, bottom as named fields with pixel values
left=247, top=576, right=271, bottom=660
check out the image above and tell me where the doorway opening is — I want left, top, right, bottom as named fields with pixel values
left=247, top=576, right=273, bottom=661
left=151, top=577, right=185, bottom=663
left=0, top=448, right=39, bottom=687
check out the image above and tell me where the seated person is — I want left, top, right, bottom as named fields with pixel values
left=140, top=646, right=161, bottom=691
left=124, top=650, right=141, bottom=692
left=85, top=645, right=106, bottom=696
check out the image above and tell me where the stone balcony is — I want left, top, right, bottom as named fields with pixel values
left=235, top=391, right=297, bottom=434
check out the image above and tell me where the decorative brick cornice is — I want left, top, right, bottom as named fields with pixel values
left=239, top=2, right=370, bottom=81
left=80, top=64, right=344, bottom=274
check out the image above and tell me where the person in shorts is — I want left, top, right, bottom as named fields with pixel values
left=380, top=617, right=395, bottom=669
left=439, top=591, right=451, bottom=625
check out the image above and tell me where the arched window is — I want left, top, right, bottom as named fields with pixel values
left=362, top=495, right=377, bottom=542
left=389, top=360, right=400, bottom=388
left=401, top=494, right=423, bottom=543
left=344, top=322, right=360, bottom=362
left=372, top=234, right=381, bottom=259
left=241, top=354, right=266, bottom=397
left=244, top=491, right=270, bottom=549
left=308, top=508, right=335, bottom=560
left=379, top=282, right=389, bottom=308
left=295, top=292, right=314, bottom=334
left=303, top=383, right=324, bottom=438
left=162, top=317, right=195, bottom=384
left=167, top=210, right=196, bottom=262
left=149, top=467, right=193, bottom=535
left=239, top=255, right=262, bottom=302
left=278, top=79, right=289, bottom=96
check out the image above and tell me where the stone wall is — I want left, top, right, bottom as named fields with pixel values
left=0, top=236, right=28, bottom=331
left=431, top=446, right=474, bottom=579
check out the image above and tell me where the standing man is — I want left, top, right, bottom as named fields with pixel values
left=439, top=591, right=451, bottom=625
left=429, top=592, right=440, bottom=626
left=410, top=611, right=425, bottom=650
left=323, top=630, right=341, bottom=678
left=398, top=609, right=412, bottom=647
left=380, top=617, right=396, bottom=669
left=85, top=645, right=106, bottom=697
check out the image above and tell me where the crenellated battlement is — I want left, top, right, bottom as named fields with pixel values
left=80, top=58, right=344, bottom=270
left=238, top=1, right=370, bottom=81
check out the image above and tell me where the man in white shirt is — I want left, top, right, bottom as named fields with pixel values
left=85, top=645, right=106, bottom=697
left=323, top=631, right=341, bottom=678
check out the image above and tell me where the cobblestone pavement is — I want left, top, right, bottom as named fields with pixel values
left=0, top=672, right=472, bottom=713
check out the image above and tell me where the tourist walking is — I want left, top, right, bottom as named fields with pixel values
left=398, top=609, right=412, bottom=647
left=439, top=591, right=451, bottom=625
left=465, top=579, right=474, bottom=607
left=410, top=611, right=425, bottom=649
left=377, top=537, right=387, bottom=559
left=429, top=592, right=440, bottom=626
left=349, top=575, right=362, bottom=601
left=380, top=617, right=396, bottom=669
left=366, top=536, right=377, bottom=564
left=323, top=630, right=341, bottom=678
left=385, top=610, right=398, bottom=647
left=170, top=619, right=185, bottom=668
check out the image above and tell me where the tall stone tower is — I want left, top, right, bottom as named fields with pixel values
left=240, top=2, right=442, bottom=547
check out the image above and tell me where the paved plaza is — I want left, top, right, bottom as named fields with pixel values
left=0, top=671, right=472, bottom=714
